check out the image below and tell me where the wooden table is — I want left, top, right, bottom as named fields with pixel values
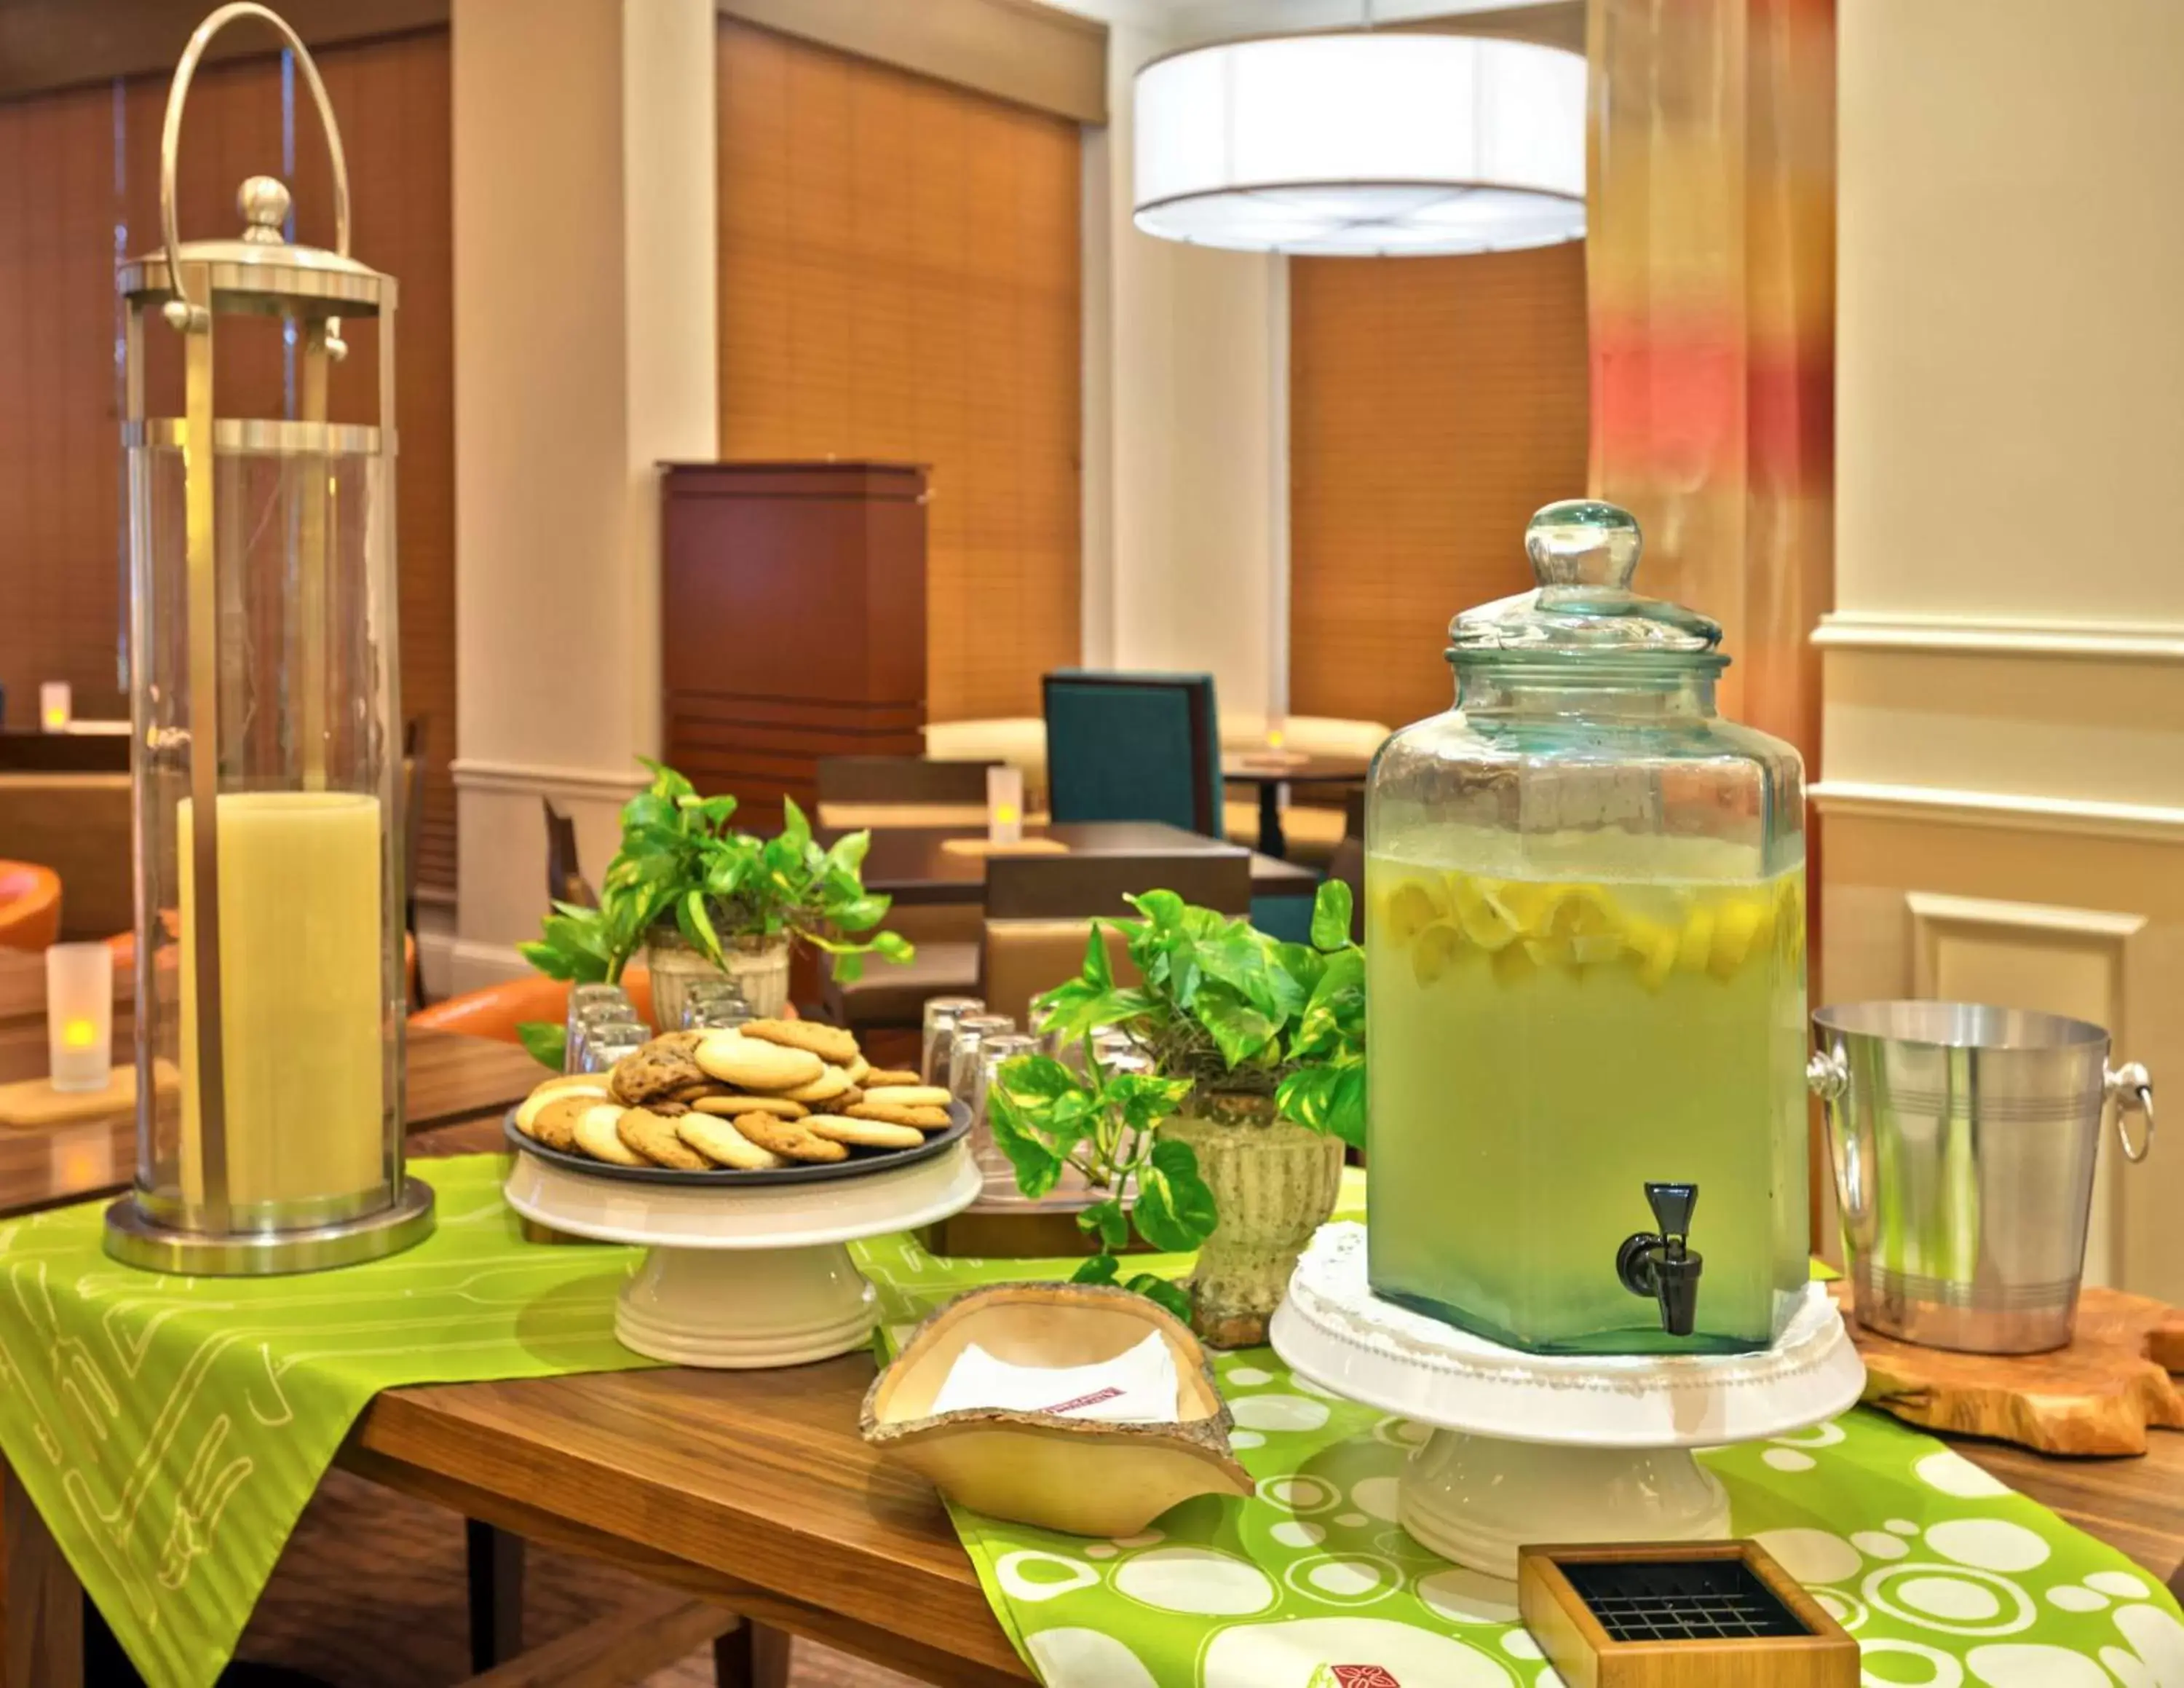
left=1222, top=753, right=1369, bottom=859
left=832, top=819, right=1318, bottom=908
left=5, top=1110, right=2181, bottom=1685
left=0, top=1028, right=542, bottom=1218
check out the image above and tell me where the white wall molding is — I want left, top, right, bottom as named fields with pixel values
left=1814, top=611, right=2184, bottom=663
left=451, top=758, right=650, bottom=801
left=1812, top=781, right=2184, bottom=845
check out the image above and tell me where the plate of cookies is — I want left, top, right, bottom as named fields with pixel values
left=506, top=1019, right=968, bottom=1185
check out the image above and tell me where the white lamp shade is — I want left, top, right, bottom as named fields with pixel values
left=1133, top=33, right=1586, bottom=256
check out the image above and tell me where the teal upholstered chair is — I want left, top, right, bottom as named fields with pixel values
left=1042, top=670, right=1221, bottom=836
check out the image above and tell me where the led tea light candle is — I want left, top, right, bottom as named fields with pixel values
left=46, top=942, right=113, bottom=1094
left=39, top=682, right=71, bottom=733
left=987, top=764, right=1025, bottom=846
left=103, top=2, right=431, bottom=1274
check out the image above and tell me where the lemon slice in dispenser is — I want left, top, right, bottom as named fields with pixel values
left=1450, top=875, right=1522, bottom=952
left=1708, top=894, right=1774, bottom=979
left=1411, top=921, right=1465, bottom=987
left=1676, top=904, right=1717, bottom=974
left=1381, top=877, right=1447, bottom=944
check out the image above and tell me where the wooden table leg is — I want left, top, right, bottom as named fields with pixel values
left=1, top=1462, right=82, bottom=1688
left=712, top=1619, right=791, bottom=1688
left=467, top=1520, right=526, bottom=1671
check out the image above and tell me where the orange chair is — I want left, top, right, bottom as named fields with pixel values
left=0, top=862, right=61, bottom=952
left=408, top=969, right=657, bottom=1046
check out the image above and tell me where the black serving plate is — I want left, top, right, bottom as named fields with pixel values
left=504, top=1100, right=970, bottom=1188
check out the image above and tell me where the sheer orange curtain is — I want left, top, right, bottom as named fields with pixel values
left=1586, top=0, right=1835, bottom=768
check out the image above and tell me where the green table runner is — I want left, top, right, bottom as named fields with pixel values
left=0, top=1155, right=656, bottom=1688
left=854, top=1172, right=2184, bottom=1688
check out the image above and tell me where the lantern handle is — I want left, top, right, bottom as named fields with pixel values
left=159, top=3, right=352, bottom=332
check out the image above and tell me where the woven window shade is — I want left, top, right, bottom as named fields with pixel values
left=0, top=29, right=457, bottom=893
left=716, top=18, right=1082, bottom=723
left=1289, top=244, right=1591, bottom=727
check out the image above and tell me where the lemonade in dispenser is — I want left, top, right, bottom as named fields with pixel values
left=1364, top=500, right=1808, bottom=1354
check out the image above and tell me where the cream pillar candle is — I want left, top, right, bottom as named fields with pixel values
left=178, top=792, right=387, bottom=1210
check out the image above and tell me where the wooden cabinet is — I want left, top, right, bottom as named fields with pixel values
left=660, top=462, right=928, bottom=830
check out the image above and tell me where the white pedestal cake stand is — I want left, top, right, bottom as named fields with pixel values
left=1269, top=1223, right=1867, bottom=1579
left=504, top=1140, right=981, bottom=1368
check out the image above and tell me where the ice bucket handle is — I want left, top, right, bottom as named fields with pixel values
left=1805, top=1049, right=1861, bottom=1216
left=158, top=3, right=352, bottom=330
left=2106, top=1062, right=2155, bottom=1164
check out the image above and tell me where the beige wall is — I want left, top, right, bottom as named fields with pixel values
left=1820, top=0, right=2184, bottom=1298
left=1081, top=15, right=1288, bottom=733
left=444, top=0, right=717, bottom=991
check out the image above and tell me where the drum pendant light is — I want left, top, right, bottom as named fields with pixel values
left=1132, top=27, right=1586, bottom=256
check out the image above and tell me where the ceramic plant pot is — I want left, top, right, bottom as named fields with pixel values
left=1160, top=1091, right=1345, bottom=1348
left=641, top=927, right=789, bottom=1027
left=721, top=933, right=791, bottom=1018
left=860, top=1281, right=1252, bottom=1537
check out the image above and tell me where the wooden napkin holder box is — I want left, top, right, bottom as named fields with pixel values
left=1517, top=1539, right=1858, bottom=1687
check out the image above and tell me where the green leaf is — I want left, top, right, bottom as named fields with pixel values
left=1125, top=1273, right=1194, bottom=1325
left=992, top=1053, right=1088, bottom=1108
left=679, top=889, right=725, bottom=968
left=1190, top=981, right=1281, bottom=1068
left=1072, top=1254, right=1121, bottom=1287
left=1126, top=889, right=1189, bottom=931
left=1276, top=1061, right=1366, bottom=1150
left=1133, top=1136, right=1219, bottom=1253
left=1080, top=922, right=1115, bottom=991
left=638, top=757, right=697, bottom=802
left=1311, top=877, right=1355, bottom=950
left=515, top=1020, right=566, bottom=1070
left=987, top=1077, right=1069, bottom=1199
left=871, top=930, right=914, bottom=962
left=831, top=950, right=865, bottom=985
left=823, top=829, right=871, bottom=877
left=1077, top=1199, right=1129, bottom=1252
left=779, top=794, right=813, bottom=855
left=1106, top=1071, right=1193, bottom=1135
left=516, top=939, right=578, bottom=982
left=619, top=791, right=678, bottom=837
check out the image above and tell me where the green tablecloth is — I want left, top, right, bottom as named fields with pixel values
left=3, top=1156, right=2178, bottom=1688
left=0, top=1155, right=655, bottom=1688
left=854, top=1171, right=2184, bottom=1688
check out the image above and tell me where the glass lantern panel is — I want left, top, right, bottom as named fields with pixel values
left=129, top=440, right=401, bottom=1234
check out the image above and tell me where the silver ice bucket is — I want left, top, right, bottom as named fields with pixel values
left=1809, top=1001, right=2153, bottom=1354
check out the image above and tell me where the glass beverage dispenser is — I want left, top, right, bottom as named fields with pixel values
left=103, top=3, right=432, bottom=1274
left=1364, top=502, right=1805, bottom=1354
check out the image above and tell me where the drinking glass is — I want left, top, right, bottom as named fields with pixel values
left=566, top=982, right=633, bottom=1047
left=567, top=1001, right=641, bottom=1073
left=946, top=1014, right=1017, bottom=1102
left=681, top=979, right=751, bottom=1031
left=576, top=1020, right=649, bottom=1076
left=922, top=996, right=986, bottom=1085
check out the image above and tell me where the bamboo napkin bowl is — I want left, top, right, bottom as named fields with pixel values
left=860, top=1282, right=1253, bottom=1537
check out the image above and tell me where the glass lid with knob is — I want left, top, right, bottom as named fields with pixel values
left=1362, top=500, right=1808, bottom=1357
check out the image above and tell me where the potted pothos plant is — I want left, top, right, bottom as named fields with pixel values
left=518, top=760, right=911, bottom=1057
left=988, top=880, right=1365, bottom=1346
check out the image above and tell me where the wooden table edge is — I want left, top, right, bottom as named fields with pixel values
left=343, top=1388, right=1037, bottom=1685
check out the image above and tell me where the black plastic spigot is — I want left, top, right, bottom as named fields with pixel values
left=1618, top=1181, right=1704, bottom=1338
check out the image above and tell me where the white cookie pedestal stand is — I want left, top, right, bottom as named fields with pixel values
left=504, top=1140, right=981, bottom=1368
left=1270, top=1223, right=1867, bottom=1579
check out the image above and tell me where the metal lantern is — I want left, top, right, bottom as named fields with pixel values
left=103, top=3, right=432, bottom=1273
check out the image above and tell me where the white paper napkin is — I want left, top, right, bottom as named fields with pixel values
left=929, top=1330, right=1180, bottom=1423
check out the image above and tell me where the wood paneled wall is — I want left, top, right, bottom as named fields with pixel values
left=0, top=28, right=456, bottom=891
left=1289, top=245, right=1591, bottom=729
left=716, top=18, right=1082, bottom=725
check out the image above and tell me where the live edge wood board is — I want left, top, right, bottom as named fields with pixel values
left=1834, top=1283, right=2184, bottom=1456
left=660, top=462, right=928, bottom=833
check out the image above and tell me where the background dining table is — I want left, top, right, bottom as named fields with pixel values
left=1221, top=752, right=1371, bottom=858
left=825, top=819, right=1316, bottom=907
